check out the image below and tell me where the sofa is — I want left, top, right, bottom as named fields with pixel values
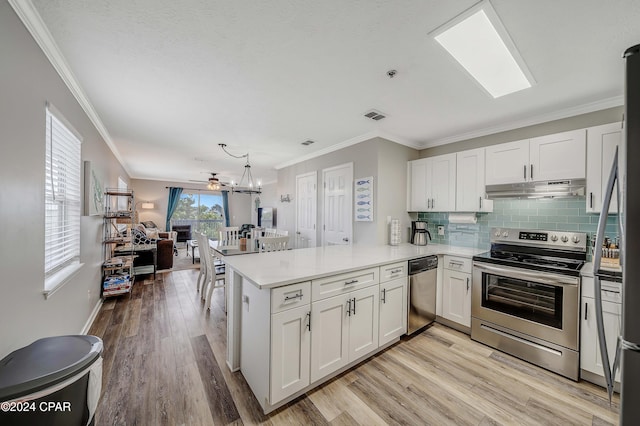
left=132, top=222, right=177, bottom=270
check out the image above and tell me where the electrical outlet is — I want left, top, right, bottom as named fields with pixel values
left=437, top=225, right=445, bottom=236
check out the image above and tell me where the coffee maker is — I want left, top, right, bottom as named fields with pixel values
left=411, top=221, right=432, bottom=246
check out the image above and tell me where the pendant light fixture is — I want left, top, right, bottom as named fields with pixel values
left=218, top=144, right=262, bottom=194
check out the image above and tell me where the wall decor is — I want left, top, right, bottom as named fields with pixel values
left=84, top=160, right=103, bottom=216
left=354, top=176, right=373, bottom=222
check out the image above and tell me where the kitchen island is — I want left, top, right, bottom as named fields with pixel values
left=223, top=242, right=484, bottom=413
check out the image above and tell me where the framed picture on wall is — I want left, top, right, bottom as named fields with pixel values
left=84, top=161, right=103, bottom=216
left=354, top=176, right=373, bottom=222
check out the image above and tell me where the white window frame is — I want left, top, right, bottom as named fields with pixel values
left=43, top=103, right=84, bottom=298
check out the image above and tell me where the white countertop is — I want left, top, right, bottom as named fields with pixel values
left=223, top=243, right=486, bottom=289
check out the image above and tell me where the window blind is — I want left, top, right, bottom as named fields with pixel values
left=45, top=107, right=82, bottom=276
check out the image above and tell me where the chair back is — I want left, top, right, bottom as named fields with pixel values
left=264, top=228, right=277, bottom=237
left=275, top=229, right=289, bottom=236
left=219, top=226, right=240, bottom=245
left=258, top=236, right=289, bottom=252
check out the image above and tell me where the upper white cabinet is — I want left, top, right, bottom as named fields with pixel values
left=586, top=122, right=623, bottom=213
left=407, top=153, right=456, bottom=212
left=485, top=139, right=530, bottom=185
left=485, top=129, right=586, bottom=185
left=456, top=148, right=492, bottom=212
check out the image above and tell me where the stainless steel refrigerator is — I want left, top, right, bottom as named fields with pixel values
left=594, top=44, right=640, bottom=424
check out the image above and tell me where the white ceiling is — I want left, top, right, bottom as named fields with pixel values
left=24, top=0, right=640, bottom=185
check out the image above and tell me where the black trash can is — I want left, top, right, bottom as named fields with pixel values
left=0, top=335, right=103, bottom=426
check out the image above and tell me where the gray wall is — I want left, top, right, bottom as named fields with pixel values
left=0, top=3, right=130, bottom=358
left=131, top=179, right=253, bottom=229
left=421, top=106, right=623, bottom=157
left=276, top=137, right=418, bottom=245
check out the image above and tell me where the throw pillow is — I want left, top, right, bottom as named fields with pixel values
left=146, top=228, right=159, bottom=239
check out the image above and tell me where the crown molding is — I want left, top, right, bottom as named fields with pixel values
left=421, top=95, right=624, bottom=148
left=274, top=130, right=421, bottom=170
left=8, top=0, right=130, bottom=174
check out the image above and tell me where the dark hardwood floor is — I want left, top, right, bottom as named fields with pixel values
left=89, top=268, right=619, bottom=425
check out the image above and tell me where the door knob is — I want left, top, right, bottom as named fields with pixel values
left=342, top=237, right=349, bottom=242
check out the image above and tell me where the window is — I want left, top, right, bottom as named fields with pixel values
left=172, top=192, right=224, bottom=239
left=44, top=105, right=82, bottom=294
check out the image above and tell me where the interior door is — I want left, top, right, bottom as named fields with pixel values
left=322, top=163, right=353, bottom=246
left=296, top=171, right=317, bottom=247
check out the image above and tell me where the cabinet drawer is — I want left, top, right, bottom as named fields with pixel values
left=312, top=267, right=379, bottom=301
left=380, top=261, right=407, bottom=282
left=271, top=281, right=311, bottom=313
left=443, top=255, right=472, bottom=274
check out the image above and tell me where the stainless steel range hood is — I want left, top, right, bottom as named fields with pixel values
left=486, top=179, right=586, bottom=199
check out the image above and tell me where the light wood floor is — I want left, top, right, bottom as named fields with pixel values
left=89, top=268, right=619, bottom=425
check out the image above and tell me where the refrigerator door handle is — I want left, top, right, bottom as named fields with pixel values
left=593, top=146, right=620, bottom=402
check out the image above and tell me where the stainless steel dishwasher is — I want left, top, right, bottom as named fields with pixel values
left=408, top=256, right=438, bottom=334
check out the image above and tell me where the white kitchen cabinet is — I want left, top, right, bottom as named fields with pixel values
left=379, top=276, right=407, bottom=346
left=456, top=147, right=492, bottom=212
left=271, top=305, right=311, bottom=402
left=441, top=255, right=472, bottom=330
left=580, top=276, right=622, bottom=383
left=485, top=139, right=530, bottom=185
left=485, top=129, right=586, bottom=185
left=310, top=284, right=379, bottom=382
left=586, top=122, right=623, bottom=213
left=407, top=153, right=456, bottom=212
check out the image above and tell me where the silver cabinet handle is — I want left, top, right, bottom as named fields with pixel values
left=584, top=302, right=588, bottom=321
left=466, top=277, right=470, bottom=292
left=381, top=288, right=386, bottom=304
left=347, top=299, right=352, bottom=316
left=387, top=268, right=403, bottom=274
left=352, top=297, right=356, bottom=315
left=479, top=196, right=483, bottom=209
left=590, top=192, right=594, bottom=209
left=524, top=165, right=527, bottom=180
left=432, top=198, right=435, bottom=209
left=284, top=291, right=303, bottom=301
left=306, top=311, right=311, bottom=331
left=427, top=198, right=431, bottom=209
left=345, top=279, right=358, bottom=285
left=530, top=164, right=534, bottom=180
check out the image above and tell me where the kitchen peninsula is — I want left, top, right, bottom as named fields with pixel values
left=223, top=243, right=484, bottom=413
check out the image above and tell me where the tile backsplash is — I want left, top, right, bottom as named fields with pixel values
left=417, top=198, right=619, bottom=255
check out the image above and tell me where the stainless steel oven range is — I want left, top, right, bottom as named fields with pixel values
left=471, top=228, right=587, bottom=380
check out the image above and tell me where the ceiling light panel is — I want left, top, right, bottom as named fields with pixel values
left=431, top=0, right=535, bottom=98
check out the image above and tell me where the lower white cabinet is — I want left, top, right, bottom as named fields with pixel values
left=310, top=285, right=379, bottom=382
left=580, top=276, right=622, bottom=383
left=379, top=277, right=407, bottom=346
left=270, top=305, right=311, bottom=402
left=442, top=269, right=471, bottom=328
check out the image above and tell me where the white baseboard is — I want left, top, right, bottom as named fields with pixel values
left=81, top=299, right=103, bottom=335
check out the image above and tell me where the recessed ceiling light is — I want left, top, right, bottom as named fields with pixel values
left=430, top=0, right=535, bottom=98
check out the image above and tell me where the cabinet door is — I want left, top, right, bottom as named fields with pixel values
left=310, top=294, right=350, bottom=382
left=442, top=270, right=471, bottom=328
left=529, top=129, right=586, bottom=181
left=580, top=297, right=621, bottom=382
left=485, top=140, right=529, bottom=185
left=271, top=305, right=311, bottom=402
left=348, top=285, right=379, bottom=361
left=407, top=158, right=429, bottom=211
left=456, top=148, right=486, bottom=212
left=586, top=123, right=622, bottom=213
left=430, top=154, right=456, bottom=211
left=379, top=278, right=407, bottom=346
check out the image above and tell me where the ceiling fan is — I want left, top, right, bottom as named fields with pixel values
left=189, top=172, right=228, bottom=190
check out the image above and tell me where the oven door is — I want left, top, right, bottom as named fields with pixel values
left=472, top=261, right=580, bottom=350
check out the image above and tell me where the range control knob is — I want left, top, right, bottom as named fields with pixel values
left=561, top=235, right=569, bottom=243
left=502, top=231, right=509, bottom=238
left=550, top=234, right=558, bottom=242
left=572, top=236, right=581, bottom=244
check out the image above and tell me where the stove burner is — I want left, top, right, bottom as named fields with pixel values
left=522, top=258, right=569, bottom=268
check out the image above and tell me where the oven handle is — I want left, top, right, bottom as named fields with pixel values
left=473, top=262, right=579, bottom=287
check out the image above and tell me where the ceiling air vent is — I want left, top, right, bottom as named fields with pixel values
left=364, top=109, right=386, bottom=121
left=301, top=140, right=315, bottom=146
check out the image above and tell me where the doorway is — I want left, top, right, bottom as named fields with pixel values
left=322, top=163, right=353, bottom=246
left=296, top=171, right=317, bottom=247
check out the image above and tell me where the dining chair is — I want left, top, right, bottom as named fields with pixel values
left=258, top=235, right=289, bottom=252
left=195, top=232, right=207, bottom=293
left=275, top=229, right=288, bottom=236
left=264, top=228, right=277, bottom=237
left=200, top=232, right=226, bottom=311
left=219, top=226, right=240, bottom=245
